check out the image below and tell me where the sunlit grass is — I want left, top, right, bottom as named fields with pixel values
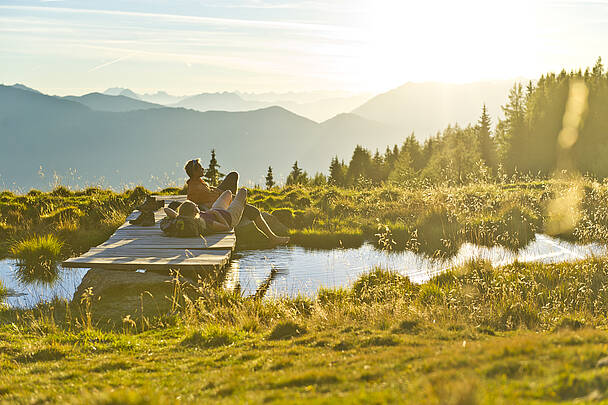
left=2, top=256, right=608, bottom=402
left=0, top=279, right=7, bottom=302
left=10, top=235, right=63, bottom=285
left=289, top=228, right=364, bottom=249
left=2, top=177, right=608, bottom=258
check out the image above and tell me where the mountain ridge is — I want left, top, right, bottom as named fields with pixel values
left=0, top=86, right=401, bottom=190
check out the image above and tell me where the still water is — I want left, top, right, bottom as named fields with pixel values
left=1, top=234, right=606, bottom=308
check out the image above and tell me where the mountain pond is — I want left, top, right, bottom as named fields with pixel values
left=1, top=233, right=606, bottom=308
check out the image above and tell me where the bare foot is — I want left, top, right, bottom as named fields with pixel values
left=270, top=236, right=290, bottom=245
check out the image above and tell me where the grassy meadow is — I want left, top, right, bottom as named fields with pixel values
left=2, top=178, right=608, bottom=403
left=2, top=258, right=608, bottom=403
left=3, top=175, right=608, bottom=260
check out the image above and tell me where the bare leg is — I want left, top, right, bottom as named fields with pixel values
left=254, top=216, right=289, bottom=245
left=242, top=203, right=289, bottom=245
left=225, top=188, right=247, bottom=227
left=211, top=190, right=232, bottom=210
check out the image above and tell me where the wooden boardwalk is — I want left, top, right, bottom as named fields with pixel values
left=62, top=195, right=236, bottom=271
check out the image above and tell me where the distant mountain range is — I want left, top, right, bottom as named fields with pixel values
left=102, top=88, right=371, bottom=122
left=1, top=79, right=521, bottom=189
left=63, top=93, right=163, bottom=113
left=0, top=85, right=401, bottom=190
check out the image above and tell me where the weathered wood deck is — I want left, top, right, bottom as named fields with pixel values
left=62, top=195, right=235, bottom=271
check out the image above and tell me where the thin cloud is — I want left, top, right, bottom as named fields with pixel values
left=88, top=52, right=140, bottom=72
left=0, top=5, right=348, bottom=33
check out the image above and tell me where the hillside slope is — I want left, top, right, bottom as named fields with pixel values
left=353, top=80, right=515, bottom=140
left=0, top=86, right=403, bottom=189
left=64, top=93, right=163, bottom=112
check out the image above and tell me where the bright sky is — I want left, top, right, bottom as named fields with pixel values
left=1, top=0, right=606, bottom=95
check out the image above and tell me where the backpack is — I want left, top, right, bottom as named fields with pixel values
left=160, top=216, right=202, bottom=237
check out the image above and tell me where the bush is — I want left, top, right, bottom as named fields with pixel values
left=271, top=208, right=295, bottom=228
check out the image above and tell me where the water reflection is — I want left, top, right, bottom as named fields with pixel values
left=14, top=262, right=61, bottom=285
left=0, top=261, right=88, bottom=308
left=230, top=234, right=607, bottom=298
left=1, top=233, right=606, bottom=307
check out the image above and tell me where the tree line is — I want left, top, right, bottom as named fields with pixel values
left=278, top=58, right=608, bottom=187
left=205, top=59, right=608, bottom=188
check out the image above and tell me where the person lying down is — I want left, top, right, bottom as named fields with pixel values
left=161, top=189, right=246, bottom=237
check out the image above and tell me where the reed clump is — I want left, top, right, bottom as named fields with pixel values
left=10, top=235, right=63, bottom=284
left=0, top=279, right=7, bottom=303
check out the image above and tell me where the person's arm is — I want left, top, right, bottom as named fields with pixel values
left=207, top=219, right=230, bottom=232
left=199, top=180, right=223, bottom=199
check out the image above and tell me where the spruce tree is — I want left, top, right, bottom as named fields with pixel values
left=388, top=150, right=413, bottom=185
left=204, top=149, right=222, bottom=186
left=286, top=161, right=308, bottom=185
left=328, top=156, right=346, bottom=186
left=346, top=145, right=372, bottom=185
left=496, top=84, right=527, bottom=173
left=265, top=166, right=275, bottom=189
left=477, top=104, right=497, bottom=171
left=402, top=134, right=423, bottom=171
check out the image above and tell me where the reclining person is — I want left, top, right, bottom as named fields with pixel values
left=184, top=159, right=288, bottom=245
left=162, top=189, right=247, bottom=236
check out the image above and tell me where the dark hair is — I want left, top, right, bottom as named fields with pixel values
left=185, top=159, right=199, bottom=178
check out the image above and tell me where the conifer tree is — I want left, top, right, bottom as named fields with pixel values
left=477, top=104, right=497, bottom=171
left=286, top=161, right=308, bottom=185
left=328, top=156, right=346, bottom=186
left=204, top=149, right=222, bottom=186
left=402, top=134, right=423, bottom=171
left=388, top=150, right=413, bottom=185
left=265, top=166, right=275, bottom=189
left=346, top=145, right=372, bottom=185
left=496, top=84, right=527, bottom=173
left=369, top=150, right=387, bottom=184
left=312, top=172, right=327, bottom=186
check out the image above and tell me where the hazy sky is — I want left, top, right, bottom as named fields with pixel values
left=1, top=0, right=606, bottom=95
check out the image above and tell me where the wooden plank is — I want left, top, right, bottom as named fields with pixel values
left=76, top=248, right=230, bottom=258
left=64, top=255, right=229, bottom=266
left=114, top=225, right=234, bottom=234
left=63, top=249, right=231, bottom=269
left=62, top=194, right=236, bottom=271
left=99, top=235, right=236, bottom=250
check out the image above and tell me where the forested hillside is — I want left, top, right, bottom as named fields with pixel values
left=314, top=59, right=608, bottom=187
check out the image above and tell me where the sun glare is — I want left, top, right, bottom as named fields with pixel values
left=342, top=0, right=541, bottom=91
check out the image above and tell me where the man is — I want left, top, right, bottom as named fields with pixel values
left=184, top=159, right=289, bottom=245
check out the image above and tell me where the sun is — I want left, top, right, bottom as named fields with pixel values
left=339, top=0, right=541, bottom=92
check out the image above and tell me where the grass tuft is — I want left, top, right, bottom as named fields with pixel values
left=181, top=326, right=243, bottom=348
left=10, top=235, right=64, bottom=285
left=268, top=321, right=307, bottom=340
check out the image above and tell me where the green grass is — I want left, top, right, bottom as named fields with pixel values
left=1, top=176, right=608, bottom=258
left=3, top=257, right=608, bottom=402
left=0, top=186, right=144, bottom=258
left=0, top=279, right=6, bottom=303
left=10, top=235, right=64, bottom=284
left=289, top=228, right=364, bottom=249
